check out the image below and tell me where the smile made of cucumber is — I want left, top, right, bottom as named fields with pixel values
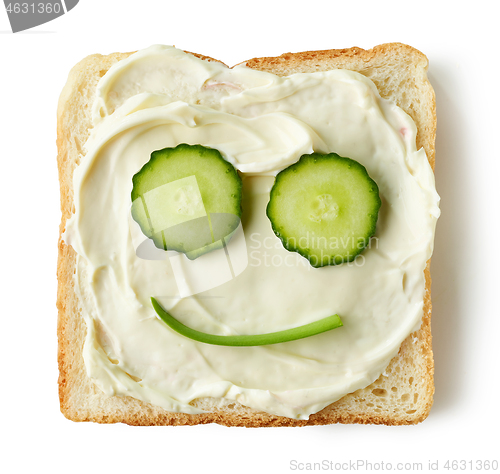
left=151, top=298, right=343, bottom=346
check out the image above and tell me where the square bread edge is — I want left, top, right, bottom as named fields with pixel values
left=56, top=43, right=436, bottom=427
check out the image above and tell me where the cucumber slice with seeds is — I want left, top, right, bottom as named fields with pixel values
left=131, top=144, right=242, bottom=258
left=266, top=153, right=381, bottom=268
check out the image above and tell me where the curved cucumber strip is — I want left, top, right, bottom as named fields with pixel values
left=267, top=152, right=381, bottom=268
left=151, top=297, right=343, bottom=346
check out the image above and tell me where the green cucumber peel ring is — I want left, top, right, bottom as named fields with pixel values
left=151, top=297, right=343, bottom=346
left=266, top=152, right=381, bottom=268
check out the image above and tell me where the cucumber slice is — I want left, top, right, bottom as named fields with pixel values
left=266, top=153, right=381, bottom=268
left=131, top=144, right=242, bottom=258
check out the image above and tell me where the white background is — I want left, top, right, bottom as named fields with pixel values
left=1, top=1, right=498, bottom=472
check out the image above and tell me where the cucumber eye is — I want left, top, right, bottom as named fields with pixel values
left=131, top=144, right=242, bottom=259
left=266, top=153, right=381, bottom=268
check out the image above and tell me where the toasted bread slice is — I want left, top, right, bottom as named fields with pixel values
left=57, top=43, right=435, bottom=426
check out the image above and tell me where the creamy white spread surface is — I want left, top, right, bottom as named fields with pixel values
left=64, top=45, right=440, bottom=419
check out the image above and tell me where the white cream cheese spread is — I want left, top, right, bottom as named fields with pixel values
left=64, top=45, right=440, bottom=419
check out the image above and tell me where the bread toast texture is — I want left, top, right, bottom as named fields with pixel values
left=57, top=44, right=436, bottom=426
